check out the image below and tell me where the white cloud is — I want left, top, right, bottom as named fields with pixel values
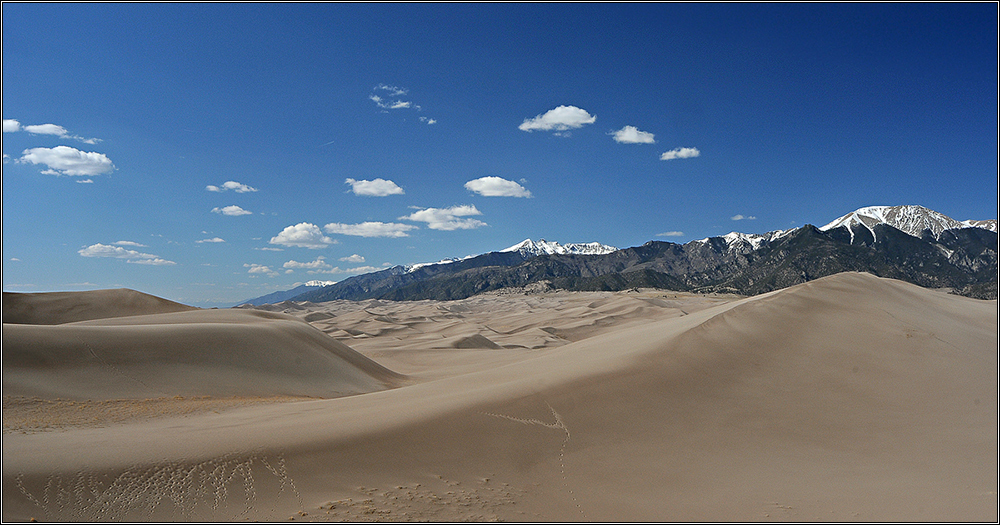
left=308, top=265, right=385, bottom=275
left=113, top=241, right=148, bottom=247
left=18, top=146, right=115, bottom=176
left=129, top=258, right=176, bottom=266
left=660, top=147, right=700, bottom=160
left=76, top=179, right=94, bottom=184
left=78, top=243, right=176, bottom=265
left=339, top=254, right=365, bottom=263
left=283, top=256, right=332, bottom=270
left=23, top=123, right=70, bottom=136
left=269, top=222, right=337, bottom=249
left=244, top=263, right=278, bottom=277
left=323, top=221, right=418, bottom=238
left=206, top=180, right=258, bottom=193
left=610, top=125, right=656, bottom=144
left=519, top=105, right=596, bottom=132
left=211, top=205, right=252, bottom=216
left=375, top=84, right=407, bottom=96
left=15, top=122, right=101, bottom=144
left=370, top=84, right=434, bottom=122
left=464, top=176, right=532, bottom=198
left=345, top=177, right=404, bottom=196
left=657, top=231, right=685, bottom=237
left=196, top=237, right=226, bottom=243
left=399, top=205, right=486, bottom=231
left=370, top=92, right=412, bottom=110
left=3, top=119, right=21, bottom=132
left=731, top=214, right=757, bottom=221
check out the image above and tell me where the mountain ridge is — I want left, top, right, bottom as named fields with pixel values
left=238, top=205, right=997, bottom=305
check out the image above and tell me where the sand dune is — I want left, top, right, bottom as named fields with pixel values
left=2, top=273, right=996, bottom=522
left=2, top=288, right=196, bottom=325
left=3, top=309, right=404, bottom=401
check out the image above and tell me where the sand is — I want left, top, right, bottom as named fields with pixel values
left=2, top=272, right=996, bottom=522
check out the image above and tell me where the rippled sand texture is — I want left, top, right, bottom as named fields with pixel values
left=3, top=273, right=996, bottom=522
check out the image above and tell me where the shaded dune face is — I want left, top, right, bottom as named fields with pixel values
left=2, top=292, right=406, bottom=400
left=2, top=288, right=197, bottom=325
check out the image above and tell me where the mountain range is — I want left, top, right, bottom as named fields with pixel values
left=238, top=205, right=998, bottom=305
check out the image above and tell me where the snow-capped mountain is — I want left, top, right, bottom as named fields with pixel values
left=243, top=205, right=996, bottom=305
left=235, top=280, right=335, bottom=306
left=501, top=239, right=619, bottom=257
left=961, top=219, right=999, bottom=233
left=694, top=229, right=796, bottom=253
left=819, top=205, right=994, bottom=242
left=302, top=280, right=336, bottom=287
left=403, top=255, right=477, bottom=273
left=401, top=239, right=617, bottom=273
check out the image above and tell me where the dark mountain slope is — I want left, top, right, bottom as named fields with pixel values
left=352, top=224, right=998, bottom=301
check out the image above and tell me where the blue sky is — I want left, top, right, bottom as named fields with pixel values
left=3, top=3, right=997, bottom=306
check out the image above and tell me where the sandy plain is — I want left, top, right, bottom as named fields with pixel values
left=2, top=272, right=997, bottom=522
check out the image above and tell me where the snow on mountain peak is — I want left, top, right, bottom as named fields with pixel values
left=694, top=229, right=794, bottom=252
left=818, top=205, right=985, bottom=241
left=501, top=238, right=619, bottom=256
left=302, top=280, right=336, bottom=287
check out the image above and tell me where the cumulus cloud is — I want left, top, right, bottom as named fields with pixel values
left=211, top=205, right=252, bottom=216
left=244, top=263, right=278, bottom=277
left=18, top=146, right=115, bottom=176
left=399, top=205, right=486, bottom=231
left=283, top=256, right=332, bottom=270
left=731, top=214, right=757, bottom=221
left=419, top=116, right=437, bottom=125
left=206, top=180, right=258, bottom=193
left=657, top=231, right=685, bottom=237
left=23, top=123, right=70, bottom=136
left=113, top=241, right=148, bottom=247
left=519, top=105, right=596, bottom=132
left=9, top=121, right=102, bottom=143
left=345, top=178, right=404, bottom=196
left=280, top=256, right=378, bottom=276
left=76, top=179, right=94, bottom=184
left=307, top=265, right=385, bottom=276
left=660, top=147, right=700, bottom=160
left=269, top=222, right=337, bottom=248
left=464, top=176, right=532, bottom=198
left=78, top=243, right=176, bottom=265
left=196, top=237, right=226, bottom=243
left=610, top=125, right=656, bottom=144
left=323, top=221, right=418, bottom=238
left=339, top=254, right=365, bottom=263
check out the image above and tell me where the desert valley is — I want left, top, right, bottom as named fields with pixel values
left=3, top=268, right=997, bottom=522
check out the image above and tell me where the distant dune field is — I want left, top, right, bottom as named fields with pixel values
left=2, top=272, right=996, bottom=522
